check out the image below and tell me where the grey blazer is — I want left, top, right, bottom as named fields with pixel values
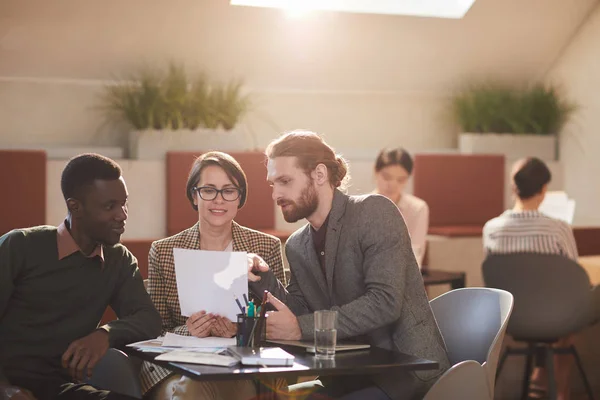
left=252, top=190, right=450, bottom=400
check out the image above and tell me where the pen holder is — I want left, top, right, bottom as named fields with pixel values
left=236, top=314, right=266, bottom=347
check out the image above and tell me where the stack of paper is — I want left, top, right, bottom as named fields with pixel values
left=127, top=333, right=236, bottom=353
left=155, top=350, right=239, bottom=367
left=539, top=191, right=576, bottom=224
left=161, top=332, right=236, bottom=348
left=126, top=338, right=173, bottom=354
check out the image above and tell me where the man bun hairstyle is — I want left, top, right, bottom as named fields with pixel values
left=265, top=130, right=350, bottom=190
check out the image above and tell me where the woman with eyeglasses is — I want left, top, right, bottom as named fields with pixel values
left=373, top=147, right=429, bottom=268
left=141, top=151, right=288, bottom=400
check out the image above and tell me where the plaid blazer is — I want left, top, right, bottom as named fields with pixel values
left=140, top=222, right=287, bottom=394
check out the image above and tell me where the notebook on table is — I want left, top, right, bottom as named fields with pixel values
left=227, top=346, right=295, bottom=366
left=267, top=339, right=371, bottom=353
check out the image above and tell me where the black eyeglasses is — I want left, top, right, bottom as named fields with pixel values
left=193, top=186, right=242, bottom=202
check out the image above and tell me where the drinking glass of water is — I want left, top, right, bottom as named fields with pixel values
left=314, top=310, right=337, bottom=359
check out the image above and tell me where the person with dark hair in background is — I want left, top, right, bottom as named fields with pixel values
left=248, top=130, right=449, bottom=400
left=373, top=148, right=429, bottom=267
left=483, top=157, right=577, bottom=259
left=483, top=157, right=600, bottom=400
left=141, top=151, right=287, bottom=400
left=0, top=153, right=161, bottom=400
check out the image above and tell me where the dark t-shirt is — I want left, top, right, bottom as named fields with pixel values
left=310, top=214, right=330, bottom=276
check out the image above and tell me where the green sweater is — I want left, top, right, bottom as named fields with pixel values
left=0, top=226, right=161, bottom=383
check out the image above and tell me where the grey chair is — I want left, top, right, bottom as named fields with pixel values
left=425, top=287, right=514, bottom=400
left=86, top=348, right=143, bottom=399
left=423, top=360, right=492, bottom=400
left=483, top=253, right=596, bottom=400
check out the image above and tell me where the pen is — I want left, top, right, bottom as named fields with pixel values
left=242, top=293, right=249, bottom=306
left=260, top=290, right=268, bottom=314
left=254, top=290, right=269, bottom=345
left=248, top=300, right=255, bottom=317
left=234, top=294, right=244, bottom=313
left=247, top=318, right=258, bottom=347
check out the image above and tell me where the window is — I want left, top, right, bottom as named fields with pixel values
left=230, top=0, right=476, bottom=19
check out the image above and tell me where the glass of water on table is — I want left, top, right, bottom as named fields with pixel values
left=314, top=310, right=338, bottom=359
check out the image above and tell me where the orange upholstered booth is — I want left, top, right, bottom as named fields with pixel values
left=573, top=227, right=600, bottom=256
left=0, top=150, right=47, bottom=235
left=412, top=153, right=505, bottom=237
left=166, top=151, right=291, bottom=241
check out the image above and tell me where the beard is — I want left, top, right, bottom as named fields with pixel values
left=278, top=182, right=319, bottom=223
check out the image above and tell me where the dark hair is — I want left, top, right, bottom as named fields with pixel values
left=61, top=153, right=122, bottom=201
left=186, top=151, right=248, bottom=211
left=374, top=148, right=414, bottom=174
left=265, top=130, right=350, bottom=190
left=512, top=157, right=551, bottom=200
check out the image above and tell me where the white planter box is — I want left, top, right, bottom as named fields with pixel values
left=128, top=128, right=255, bottom=160
left=458, top=133, right=557, bottom=161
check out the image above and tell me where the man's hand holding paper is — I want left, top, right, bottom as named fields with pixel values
left=247, top=253, right=269, bottom=282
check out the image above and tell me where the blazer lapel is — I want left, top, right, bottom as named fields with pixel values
left=179, top=223, right=201, bottom=250
left=231, top=222, right=250, bottom=252
left=325, top=190, right=348, bottom=298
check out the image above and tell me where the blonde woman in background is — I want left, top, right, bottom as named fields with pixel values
left=374, top=147, right=429, bottom=267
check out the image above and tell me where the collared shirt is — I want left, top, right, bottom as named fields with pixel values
left=311, top=214, right=330, bottom=276
left=57, top=220, right=104, bottom=263
left=483, top=209, right=578, bottom=260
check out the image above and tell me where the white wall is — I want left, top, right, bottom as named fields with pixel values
left=546, top=2, right=600, bottom=226
left=0, top=0, right=595, bottom=154
left=46, top=153, right=388, bottom=239
left=46, top=152, right=566, bottom=240
left=11, top=0, right=600, bottom=236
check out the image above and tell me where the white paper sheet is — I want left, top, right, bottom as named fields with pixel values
left=539, top=191, right=576, bottom=224
left=173, top=248, right=248, bottom=320
left=161, top=332, right=236, bottom=348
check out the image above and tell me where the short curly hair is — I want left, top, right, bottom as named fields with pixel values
left=61, top=153, right=122, bottom=201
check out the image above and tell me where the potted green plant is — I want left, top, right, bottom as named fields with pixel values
left=451, top=83, right=576, bottom=161
left=100, top=63, right=253, bottom=159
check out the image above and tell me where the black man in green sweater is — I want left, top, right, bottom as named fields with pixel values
left=0, top=153, right=161, bottom=400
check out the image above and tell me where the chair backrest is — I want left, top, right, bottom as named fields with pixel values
left=423, top=360, right=491, bottom=400
left=86, top=348, right=142, bottom=398
left=482, top=253, right=593, bottom=341
left=429, top=287, right=513, bottom=397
